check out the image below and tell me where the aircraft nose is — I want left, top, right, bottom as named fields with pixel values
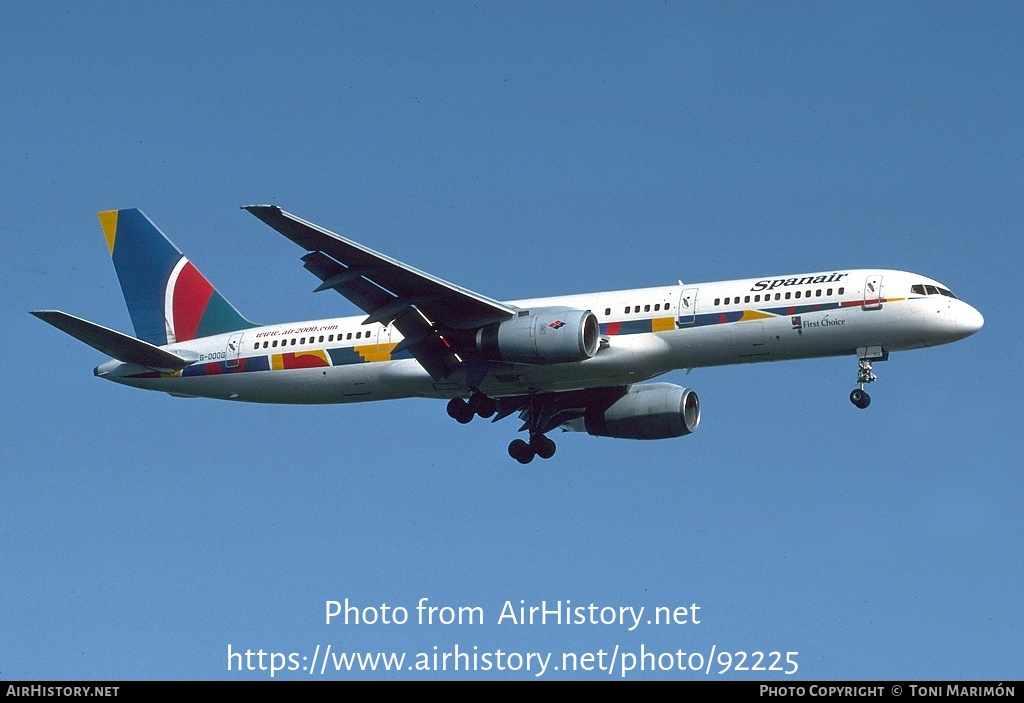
left=957, top=304, right=984, bottom=339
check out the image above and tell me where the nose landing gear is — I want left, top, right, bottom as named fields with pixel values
left=850, top=346, right=887, bottom=410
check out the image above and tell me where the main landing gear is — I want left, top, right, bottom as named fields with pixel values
left=447, top=390, right=558, bottom=464
left=505, top=393, right=557, bottom=464
left=446, top=391, right=496, bottom=423
left=850, top=347, right=887, bottom=410
left=508, top=434, right=556, bottom=464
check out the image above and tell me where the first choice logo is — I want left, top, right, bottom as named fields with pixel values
left=548, top=320, right=566, bottom=330
left=794, top=315, right=847, bottom=335
left=751, top=272, right=849, bottom=292
left=802, top=315, right=846, bottom=329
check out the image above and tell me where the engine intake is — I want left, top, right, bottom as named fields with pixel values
left=477, top=307, right=600, bottom=365
left=584, top=383, right=700, bottom=440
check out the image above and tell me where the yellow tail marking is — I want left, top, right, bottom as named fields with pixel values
left=739, top=310, right=774, bottom=322
left=98, top=210, right=118, bottom=256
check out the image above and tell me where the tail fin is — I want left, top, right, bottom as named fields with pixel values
left=99, top=209, right=255, bottom=345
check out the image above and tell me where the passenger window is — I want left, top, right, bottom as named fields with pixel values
left=795, top=291, right=801, bottom=299
left=624, top=306, right=630, bottom=314
left=714, top=298, right=720, bottom=306
left=785, top=292, right=791, bottom=300
left=319, top=336, right=324, bottom=343
left=291, top=339, right=296, bottom=346
left=754, top=294, right=760, bottom=302
left=634, top=306, right=640, bottom=313
left=605, top=308, right=611, bottom=316
left=644, top=304, right=650, bottom=312
left=838, top=287, right=844, bottom=295
left=816, top=289, right=821, bottom=297
left=300, top=337, right=305, bottom=344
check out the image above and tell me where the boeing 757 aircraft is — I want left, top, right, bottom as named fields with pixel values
left=32, top=207, right=983, bottom=463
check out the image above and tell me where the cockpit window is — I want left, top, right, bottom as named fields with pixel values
left=913, top=283, right=958, bottom=299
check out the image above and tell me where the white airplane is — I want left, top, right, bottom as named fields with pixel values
left=33, top=207, right=983, bottom=463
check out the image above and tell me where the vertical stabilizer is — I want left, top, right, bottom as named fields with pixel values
left=100, top=209, right=255, bottom=345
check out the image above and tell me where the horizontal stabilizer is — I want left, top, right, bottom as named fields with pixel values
left=30, top=310, right=196, bottom=371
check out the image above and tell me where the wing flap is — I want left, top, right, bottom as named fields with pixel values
left=300, top=250, right=462, bottom=380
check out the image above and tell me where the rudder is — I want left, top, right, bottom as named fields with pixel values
left=99, top=209, right=255, bottom=345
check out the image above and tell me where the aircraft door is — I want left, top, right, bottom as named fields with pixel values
left=226, top=332, right=245, bottom=368
left=376, top=323, right=393, bottom=355
left=678, top=287, right=699, bottom=326
left=863, top=275, right=883, bottom=310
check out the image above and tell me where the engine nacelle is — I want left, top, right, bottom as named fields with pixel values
left=584, top=383, right=700, bottom=440
left=476, top=307, right=600, bottom=364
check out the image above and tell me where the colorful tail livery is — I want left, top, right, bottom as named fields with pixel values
left=99, top=209, right=255, bottom=345
left=34, top=206, right=983, bottom=462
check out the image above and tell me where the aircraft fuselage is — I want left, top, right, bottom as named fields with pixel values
left=96, top=268, right=982, bottom=405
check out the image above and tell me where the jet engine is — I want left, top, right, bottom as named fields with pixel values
left=476, top=307, right=600, bottom=364
left=582, top=383, right=700, bottom=440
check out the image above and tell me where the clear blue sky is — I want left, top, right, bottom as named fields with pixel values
left=2, top=2, right=1020, bottom=680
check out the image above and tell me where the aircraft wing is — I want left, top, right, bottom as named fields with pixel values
left=244, top=205, right=517, bottom=380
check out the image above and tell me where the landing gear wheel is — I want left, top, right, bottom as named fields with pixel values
left=850, top=388, right=871, bottom=409
left=468, top=392, right=496, bottom=419
left=446, top=398, right=474, bottom=424
left=508, top=438, right=534, bottom=464
left=530, top=434, right=556, bottom=460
